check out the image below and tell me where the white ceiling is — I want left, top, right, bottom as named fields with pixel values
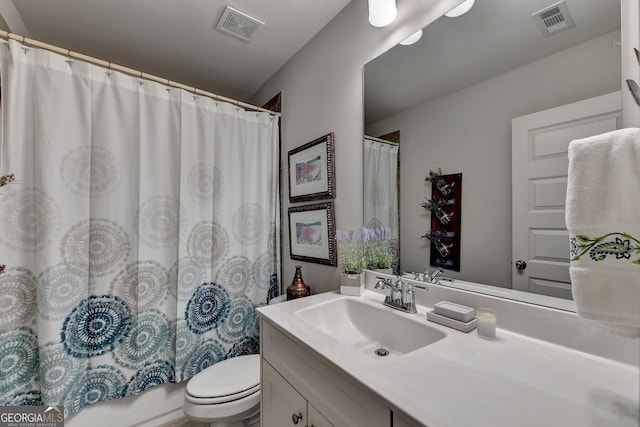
left=6, top=0, right=352, bottom=102
left=365, top=0, right=621, bottom=124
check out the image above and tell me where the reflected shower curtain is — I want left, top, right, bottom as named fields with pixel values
left=363, top=137, right=399, bottom=272
left=0, top=39, right=280, bottom=416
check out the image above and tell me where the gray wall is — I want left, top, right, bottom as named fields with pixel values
left=249, top=0, right=637, bottom=294
left=365, top=31, right=621, bottom=288
left=250, top=0, right=464, bottom=294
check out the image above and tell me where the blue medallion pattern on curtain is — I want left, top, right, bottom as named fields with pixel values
left=0, top=39, right=280, bottom=417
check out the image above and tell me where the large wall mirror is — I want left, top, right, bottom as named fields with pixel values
left=364, top=0, right=622, bottom=309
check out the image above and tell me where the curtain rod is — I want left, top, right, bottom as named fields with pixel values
left=364, top=135, right=399, bottom=145
left=0, top=30, right=280, bottom=117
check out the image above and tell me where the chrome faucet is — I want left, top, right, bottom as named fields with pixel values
left=375, top=276, right=426, bottom=314
left=429, top=268, right=444, bottom=284
left=401, top=268, right=453, bottom=285
left=375, top=276, right=401, bottom=304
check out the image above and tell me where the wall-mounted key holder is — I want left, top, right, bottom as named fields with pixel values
left=421, top=172, right=462, bottom=271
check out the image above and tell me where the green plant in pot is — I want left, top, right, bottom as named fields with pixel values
left=335, top=228, right=367, bottom=295
left=335, top=229, right=366, bottom=275
left=365, top=227, right=393, bottom=272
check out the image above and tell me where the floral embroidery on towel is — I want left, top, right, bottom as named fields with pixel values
left=570, top=233, right=640, bottom=264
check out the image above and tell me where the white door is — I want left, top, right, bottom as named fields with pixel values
left=512, top=91, right=622, bottom=298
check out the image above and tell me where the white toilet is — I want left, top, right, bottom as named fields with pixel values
left=182, top=295, right=285, bottom=426
left=183, top=353, right=261, bottom=427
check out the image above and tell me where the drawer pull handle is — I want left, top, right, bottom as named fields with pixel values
left=292, top=413, right=303, bottom=424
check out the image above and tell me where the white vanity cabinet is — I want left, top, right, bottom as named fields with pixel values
left=260, top=319, right=390, bottom=427
left=392, top=412, right=419, bottom=427
left=262, top=362, right=333, bottom=427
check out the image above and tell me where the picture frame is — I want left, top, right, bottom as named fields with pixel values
left=288, top=132, right=335, bottom=203
left=288, top=202, right=337, bottom=266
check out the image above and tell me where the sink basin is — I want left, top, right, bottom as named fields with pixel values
left=295, top=297, right=446, bottom=356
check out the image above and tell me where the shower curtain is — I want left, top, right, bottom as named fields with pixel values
left=0, top=39, right=280, bottom=416
left=363, top=137, right=399, bottom=272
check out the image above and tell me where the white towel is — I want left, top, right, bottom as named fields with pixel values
left=566, top=128, right=640, bottom=338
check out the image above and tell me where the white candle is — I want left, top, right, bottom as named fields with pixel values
left=476, top=308, right=497, bottom=339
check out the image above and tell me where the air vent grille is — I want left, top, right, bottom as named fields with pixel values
left=216, top=5, right=264, bottom=42
left=532, top=1, right=575, bottom=37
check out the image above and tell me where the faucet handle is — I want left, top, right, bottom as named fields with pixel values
left=416, top=269, right=430, bottom=282
left=404, top=280, right=414, bottom=292
left=395, top=276, right=404, bottom=289
left=402, top=271, right=420, bottom=280
left=402, top=281, right=416, bottom=313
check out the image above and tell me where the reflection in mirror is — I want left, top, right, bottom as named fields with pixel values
left=363, top=135, right=400, bottom=273
left=363, top=0, right=621, bottom=308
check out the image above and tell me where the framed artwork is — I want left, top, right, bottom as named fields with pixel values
left=288, top=132, right=335, bottom=203
left=288, top=202, right=337, bottom=266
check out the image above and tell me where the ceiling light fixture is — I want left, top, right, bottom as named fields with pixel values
left=445, top=0, right=475, bottom=18
left=399, top=29, right=423, bottom=46
left=369, top=0, right=397, bottom=28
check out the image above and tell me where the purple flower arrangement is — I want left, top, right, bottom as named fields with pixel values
left=363, top=227, right=393, bottom=269
left=335, top=226, right=393, bottom=274
left=335, top=228, right=367, bottom=274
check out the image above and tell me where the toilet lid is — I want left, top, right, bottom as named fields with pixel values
left=186, top=354, right=260, bottom=399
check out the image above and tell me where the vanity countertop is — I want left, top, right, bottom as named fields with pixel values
left=257, top=290, right=639, bottom=427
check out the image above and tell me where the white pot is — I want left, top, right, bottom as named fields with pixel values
left=339, top=272, right=364, bottom=296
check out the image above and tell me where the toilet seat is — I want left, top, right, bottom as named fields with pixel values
left=183, top=354, right=261, bottom=424
left=185, top=383, right=260, bottom=404
left=184, top=354, right=260, bottom=404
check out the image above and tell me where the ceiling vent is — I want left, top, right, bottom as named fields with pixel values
left=215, top=5, right=265, bottom=42
left=532, top=1, right=575, bottom=37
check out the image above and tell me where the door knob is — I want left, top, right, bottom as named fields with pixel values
left=292, top=413, right=303, bottom=425
left=515, top=260, right=527, bottom=270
